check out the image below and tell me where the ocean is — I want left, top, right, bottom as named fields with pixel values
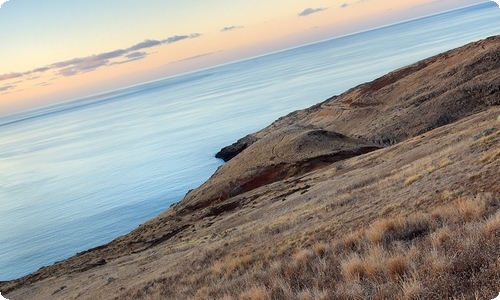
left=0, top=2, right=499, bottom=281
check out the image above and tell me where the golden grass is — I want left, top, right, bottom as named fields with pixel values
left=6, top=109, right=499, bottom=300
left=116, top=193, right=500, bottom=300
left=472, top=128, right=500, bottom=145
left=238, top=285, right=269, bottom=300
left=404, top=158, right=453, bottom=186
left=404, top=174, right=423, bottom=186
left=480, top=148, right=500, bottom=163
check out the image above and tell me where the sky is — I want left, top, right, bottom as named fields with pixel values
left=0, top=0, right=490, bottom=115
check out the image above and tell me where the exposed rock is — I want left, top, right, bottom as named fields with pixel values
left=187, top=35, right=500, bottom=214
left=215, top=134, right=257, bottom=161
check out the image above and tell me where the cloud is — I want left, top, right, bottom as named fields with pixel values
left=127, top=39, right=162, bottom=51
left=125, top=51, right=147, bottom=59
left=0, top=0, right=9, bottom=9
left=2, top=32, right=203, bottom=82
left=51, top=57, right=85, bottom=69
left=166, top=33, right=202, bottom=43
left=0, top=85, right=14, bottom=92
left=0, top=73, right=23, bottom=81
left=36, top=82, right=53, bottom=87
left=171, top=50, right=222, bottom=63
left=164, top=35, right=189, bottom=43
left=33, top=67, right=51, bottom=73
left=49, top=33, right=201, bottom=76
left=339, top=1, right=368, bottom=9
left=221, top=25, right=244, bottom=32
left=109, top=51, right=150, bottom=66
left=56, top=54, right=115, bottom=76
left=109, top=52, right=148, bottom=66
left=128, top=34, right=201, bottom=51
left=298, top=7, right=327, bottom=17
left=95, top=49, right=128, bottom=60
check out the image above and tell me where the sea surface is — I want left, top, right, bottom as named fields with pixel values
left=1, top=2, right=499, bottom=281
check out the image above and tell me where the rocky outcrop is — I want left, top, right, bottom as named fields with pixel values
left=182, top=127, right=381, bottom=213
left=215, top=134, right=258, bottom=162
left=190, top=35, right=500, bottom=213
left=216, top=35, right=500, bottom=159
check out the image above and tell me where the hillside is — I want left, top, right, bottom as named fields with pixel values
left=1, top=36, right=499, bottom=300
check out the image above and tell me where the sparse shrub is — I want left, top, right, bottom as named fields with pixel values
left=454, top=196, right=487, bottom=221
left=480, top=148, right=500, bottom=162
left=311, top=242, right=329, bottom=257
left=438, top=158, right=452, bottom=168
left=239, top=285, right=270, bottom=300
left=438, top=189, right=462, bottom=203
left=400, top=275, right=428, bottom=300
left=341, top=254, right=366, bottom=282
left=387, top=255, right=409, bottom=282
left=363, top=245, right=388, bottom=282
left=365, top=218, right=398, bottom=243
left=115, top=194, right=500, bottom=300
left=292, top=249, right=315, bottom=266
left=426, top=165, right=437, bottom=174
left=404, top=174, right=422, bottom=186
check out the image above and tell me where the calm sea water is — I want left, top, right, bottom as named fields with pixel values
left=1, top=2, right=499, bottom=281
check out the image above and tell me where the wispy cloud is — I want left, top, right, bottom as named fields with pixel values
left=36, top=82, right=53, bottom=87
left=0, top=85, right=14, bottom=92
left=0, top=73, right=24, bottom=81
left=171, top=50, right=222, bottom=63
left=221, top=25, right=244, bottom=32
left=127, top=34, right=202, bottom=51
left=58, top=57, right=108, bottom=76
left=27, top=75, right=41, bottom=80
left=0, top=32, right=203, bottom=82
left=50, top=57, right=85, bottom=69
left=53, top=49, right=131, bottom=76
left=33, top=66, right=51, bottom=73
left=95, top=49, right=129, bottom=60
left=298, top=7, right=327, bottom=17
left=127, top=39, right=162, bottom=52
left=339, top=1, right=368, bottom=9
left=125, top=51, right=147, bottom=59
left=165, top=33, right=201, bottom=43
left=110, top=52, right=148, bottom=66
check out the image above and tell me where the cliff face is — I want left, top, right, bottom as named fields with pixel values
left=2, top=36, right=500, bottom=299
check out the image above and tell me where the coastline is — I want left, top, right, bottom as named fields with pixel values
left=2, top=35, right=500, bottom=299
left=1, top=1, right=500, bottom=283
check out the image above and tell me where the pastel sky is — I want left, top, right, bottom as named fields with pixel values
left=0, top=0, right=488, bottom=115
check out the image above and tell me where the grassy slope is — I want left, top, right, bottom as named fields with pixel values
left=2, top=37, right=500, bottom=299
left=115, top=108, right=500, bottom=300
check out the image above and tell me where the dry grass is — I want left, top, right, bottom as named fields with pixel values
left=404, top=174, right=423, bottom=186
left=115, top=193, right=499, bottom=300
left=404, top=158, right=453, bottom=186
left=480, top=148, right=500, bottom=163
left=4, top=108, right=499, bottom=300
